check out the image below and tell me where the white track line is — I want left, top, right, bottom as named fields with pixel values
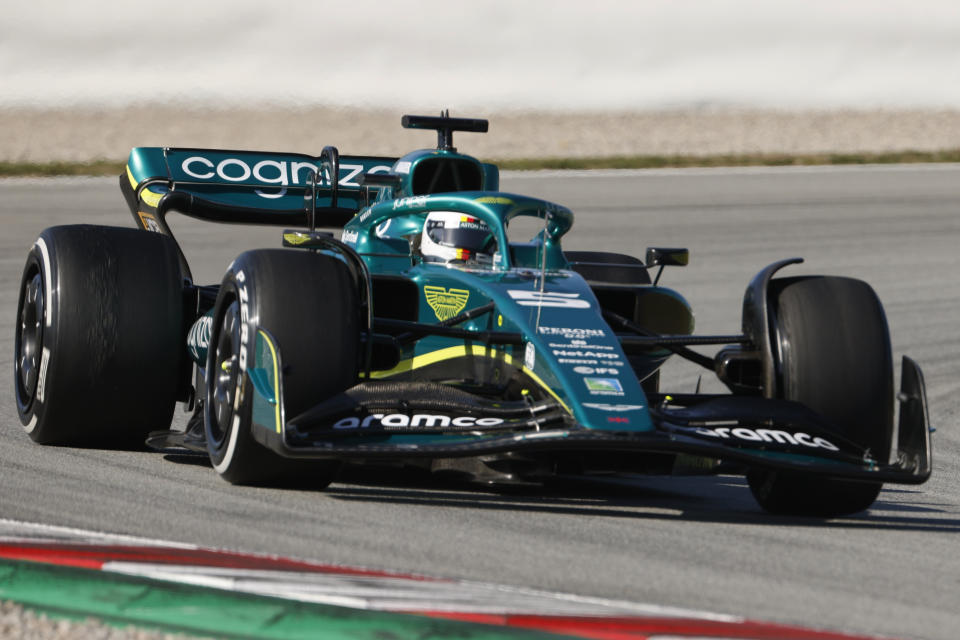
left=0, top=518, right=738, bottom=621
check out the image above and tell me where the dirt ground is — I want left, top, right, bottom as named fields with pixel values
left=3, top=106, right=960, bottom=163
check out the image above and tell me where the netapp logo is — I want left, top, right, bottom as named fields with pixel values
left=695, top=426, right=840, bottom=451
left=333, top=414, right=505, bottom=429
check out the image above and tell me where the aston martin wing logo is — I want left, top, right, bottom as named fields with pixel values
left=424, top=286, right=470, bottom=321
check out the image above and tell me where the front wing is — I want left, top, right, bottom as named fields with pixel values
left=244, top=328, right=931, bottom=485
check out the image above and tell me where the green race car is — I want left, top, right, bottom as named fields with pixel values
left=14, top=114, right=932, bottom=516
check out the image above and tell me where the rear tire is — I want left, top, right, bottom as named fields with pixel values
left=747, top=276, right=893, bottom=516
left=204, top=249, right=359, bottom=486
left=563, top=251, right=651, bottom=285
left=14, top=225, right=183, bottom=445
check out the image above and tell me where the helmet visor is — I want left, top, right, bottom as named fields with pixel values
left=428, top=227, right=495, bottom=252
left=426, top=217, right=496, bottom=254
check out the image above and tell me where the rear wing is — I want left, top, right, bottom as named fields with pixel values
left=121, top=146, right=397, bottom=280
left=123, top=146, right=396, bottom=226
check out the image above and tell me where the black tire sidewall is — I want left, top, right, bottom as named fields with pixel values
left=204, top=276, right=256, bottom=477
left=15, top=225, right=183, bottom=445
left=14, top=248, right=48, bottom=428
left=772, top=276, right=893, bottom=459
left=748, top=275, right=893, bottom=516
left=204, top=249, right=360, bottom=483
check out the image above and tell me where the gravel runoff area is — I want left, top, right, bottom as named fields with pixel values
left=3, top=106, right=960, bottom=163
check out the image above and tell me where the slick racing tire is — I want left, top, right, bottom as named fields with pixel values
left=747, top=276, right=893, bottom=517
left=14, top=225, right=183, bottom=445
left=204, top=249, right=359, bottom=486
left=563, top=251, right=652, bottom=285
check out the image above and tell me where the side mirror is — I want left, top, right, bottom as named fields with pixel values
left=645, top=247, right=689, bottom=285
left=359, top=172, right=402, bottom=206
left=645, top=247, right=689, bottom=268
left=283, top=229, right=334, bottom=249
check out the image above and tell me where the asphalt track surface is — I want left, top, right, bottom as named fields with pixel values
left=1, top=167, right=959, bottom=640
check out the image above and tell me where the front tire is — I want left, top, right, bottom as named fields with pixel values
left=747, top=276, right=893, bottom=516
left=14, top=225, right=183, bottom=445
left=204, top=249, right=359, bottom=485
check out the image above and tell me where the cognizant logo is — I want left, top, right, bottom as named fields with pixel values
left=179, top=157, right=392, bottom=190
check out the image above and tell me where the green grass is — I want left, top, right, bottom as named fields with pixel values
left=0, top=160, right=125, bottom=177
left=3, top=149, right=960, bottom=177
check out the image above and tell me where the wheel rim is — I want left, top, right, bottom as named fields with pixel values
left=15, top=270, right=44, bottom=408
left=209, top=300, right=241, bottom=447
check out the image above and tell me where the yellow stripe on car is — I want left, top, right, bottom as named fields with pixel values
left=126, top=165, right=163, bottom=208
left=125, top=165, right=138, bottom=190
left=140, top=189, right=163, bottom=208
left=258, top=329, right=283, bottom=433
left=369, top=345, right=570, bottom=414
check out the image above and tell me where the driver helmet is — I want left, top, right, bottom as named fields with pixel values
left=421, top=211, right=497, bottom=264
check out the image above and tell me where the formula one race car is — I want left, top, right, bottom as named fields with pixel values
left=14, top=113, right=932, bottom=516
